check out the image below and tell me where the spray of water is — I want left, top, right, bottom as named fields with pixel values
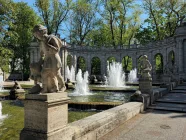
left=66, top=66, right=75, bottom=82
left=0, top=102, right=8, bottom=120
left=70, top=69, right=91, bottom=96
left=128, top=68, right=138, bottom=83
left=107, top=62, right=125, bottom=87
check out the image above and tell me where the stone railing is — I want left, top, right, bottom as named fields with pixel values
left=20, top=92, right=143, bottom=140
left=65, top=36, right=175, bottom=52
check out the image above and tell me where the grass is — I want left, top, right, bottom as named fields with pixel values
left=0, top=100, right=97, bottom=140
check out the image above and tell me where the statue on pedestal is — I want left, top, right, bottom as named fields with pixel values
left=140, top=55, right=152, bottom=79
left=29, top=25, right=66, bottom=94
left=139, top=55, right=152, bottom=95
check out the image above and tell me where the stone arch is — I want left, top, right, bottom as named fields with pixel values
left=154, top=53, right=163, bottom=74
left=122, top=56, right=132, bottom=72
left=66, top=54, right=73, bottom=69
left=91, top=57, right=101, bottom=75
left=107, top=56, right=116, bottom=63
left=77, top=56, right=86, bottom=73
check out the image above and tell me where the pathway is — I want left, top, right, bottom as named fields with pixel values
left=100, top=83, right=186, bottom=140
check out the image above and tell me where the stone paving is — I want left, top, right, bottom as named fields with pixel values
left=100, top=110, right=186, bottom=140
left=100, top=83, right=186, bottom=140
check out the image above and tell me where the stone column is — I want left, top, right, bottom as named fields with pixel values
left=20, top=93, right=70, bottom=140
left=132, top=56, right=137, bottom=69
left=86, top=55, right=91, bottom=75
left=178, top=39, right=183, bottom=73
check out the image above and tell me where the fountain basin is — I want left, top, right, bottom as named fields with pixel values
left=68, top=90, right=134, bottom=111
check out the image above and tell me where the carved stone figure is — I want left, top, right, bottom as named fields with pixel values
left=140, top=55, right=152, bottom=79
left=30, top=58, right=43, bottom=85
left=30, top=24, right=66, bottom=94
left=9, top=81, right=22, bottom=99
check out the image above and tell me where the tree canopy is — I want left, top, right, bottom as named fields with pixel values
left=0, top=0, right=40, bottom=74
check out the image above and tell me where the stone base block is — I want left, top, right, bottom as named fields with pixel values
left=163, top=75, right=171, bottom=83
left=20, top=92, right=70, bottom=140
left=139, top=79, right=152, bottom=94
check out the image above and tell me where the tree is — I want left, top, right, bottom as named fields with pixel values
left=2, top=2, right=40, bottom=75
left=100, top=0, right=141, bottom=48
left=35, top=0, right=71, bottom=35
left=69, top=0, right=100, bottom=46
left=138, top=0, right=186, bottom=43
left=0, top=0, right=15, bottom=72
left=0, top=46, right=13, bottom=72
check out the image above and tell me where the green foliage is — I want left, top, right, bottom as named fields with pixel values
left=0, top=47, right=13, bottom=72
left=0, top=101, right=24, bottom=140
left=0, top=1, right=40, bottom=75
left=107, top=57, right=116, bottom=64
left=155, top=54, right=163, bottom=73
left=91, top=57, right=101, bottom=75
left=77, top=56, right=86, bottom=73
left=67, top=55, right=73, bottom=68
left=68, top=111, right=97, bottom=123
left=122, top=56, right=132, bottom=72
left=136, top=0, right=186, bottom=43
left=135, top=26, right=156, bottom=44
left=69, top=0, right=100, bottom=46
left=94, top=0, right=141, bottom=47
left=35, top=0, right=72, bottom=35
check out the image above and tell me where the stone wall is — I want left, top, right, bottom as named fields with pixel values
left=48, top=102, right=143, bottom=140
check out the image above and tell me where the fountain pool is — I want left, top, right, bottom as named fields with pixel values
left=69, top=91, right=133, bottom=103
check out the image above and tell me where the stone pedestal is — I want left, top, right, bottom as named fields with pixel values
left=163, top=74, right=171, bottom=83
left=20, top=92, right=70, bottom=140
left=139, top=78, right=152, bottom=95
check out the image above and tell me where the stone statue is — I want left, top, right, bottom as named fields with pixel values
left=140, top=55, right=152, bottom=79
left=30, top=58, right=43, bottom=85
left=9, top=81, right=22, bottom=99
left=30, top=24, right=66, bottom=94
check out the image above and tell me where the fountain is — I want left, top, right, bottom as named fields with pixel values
left=68, top=62, right=136, bottom=107
left=66, top=66, right=75, bottom=82
left=69, top=69, right=91, bottom=96
left=107, top=61, right=125, bottom=87
left=0, top=68, right=3, bottom=91
left=0, top=75, right=3, bottom=91
left=0, top=102, right=7, bottom=120
left=128, top=68, right=138, bottom=83
left=0, top=70, right=9, bottom=93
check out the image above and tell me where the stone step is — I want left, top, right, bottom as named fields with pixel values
left=156, top=99, right=186, bottom=104
left=148, top=102, right=186, bottom=112
left=169, top=91, right=186, bottom=94
left=156, top=93, right=186, bottom=104
left=174, top=85, right=186, bottom=90
left=170, top=90, right=186, bottom=93
left=156, top=102, right=186, bottom=108
left=148, top=106, right=186, bottom=112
